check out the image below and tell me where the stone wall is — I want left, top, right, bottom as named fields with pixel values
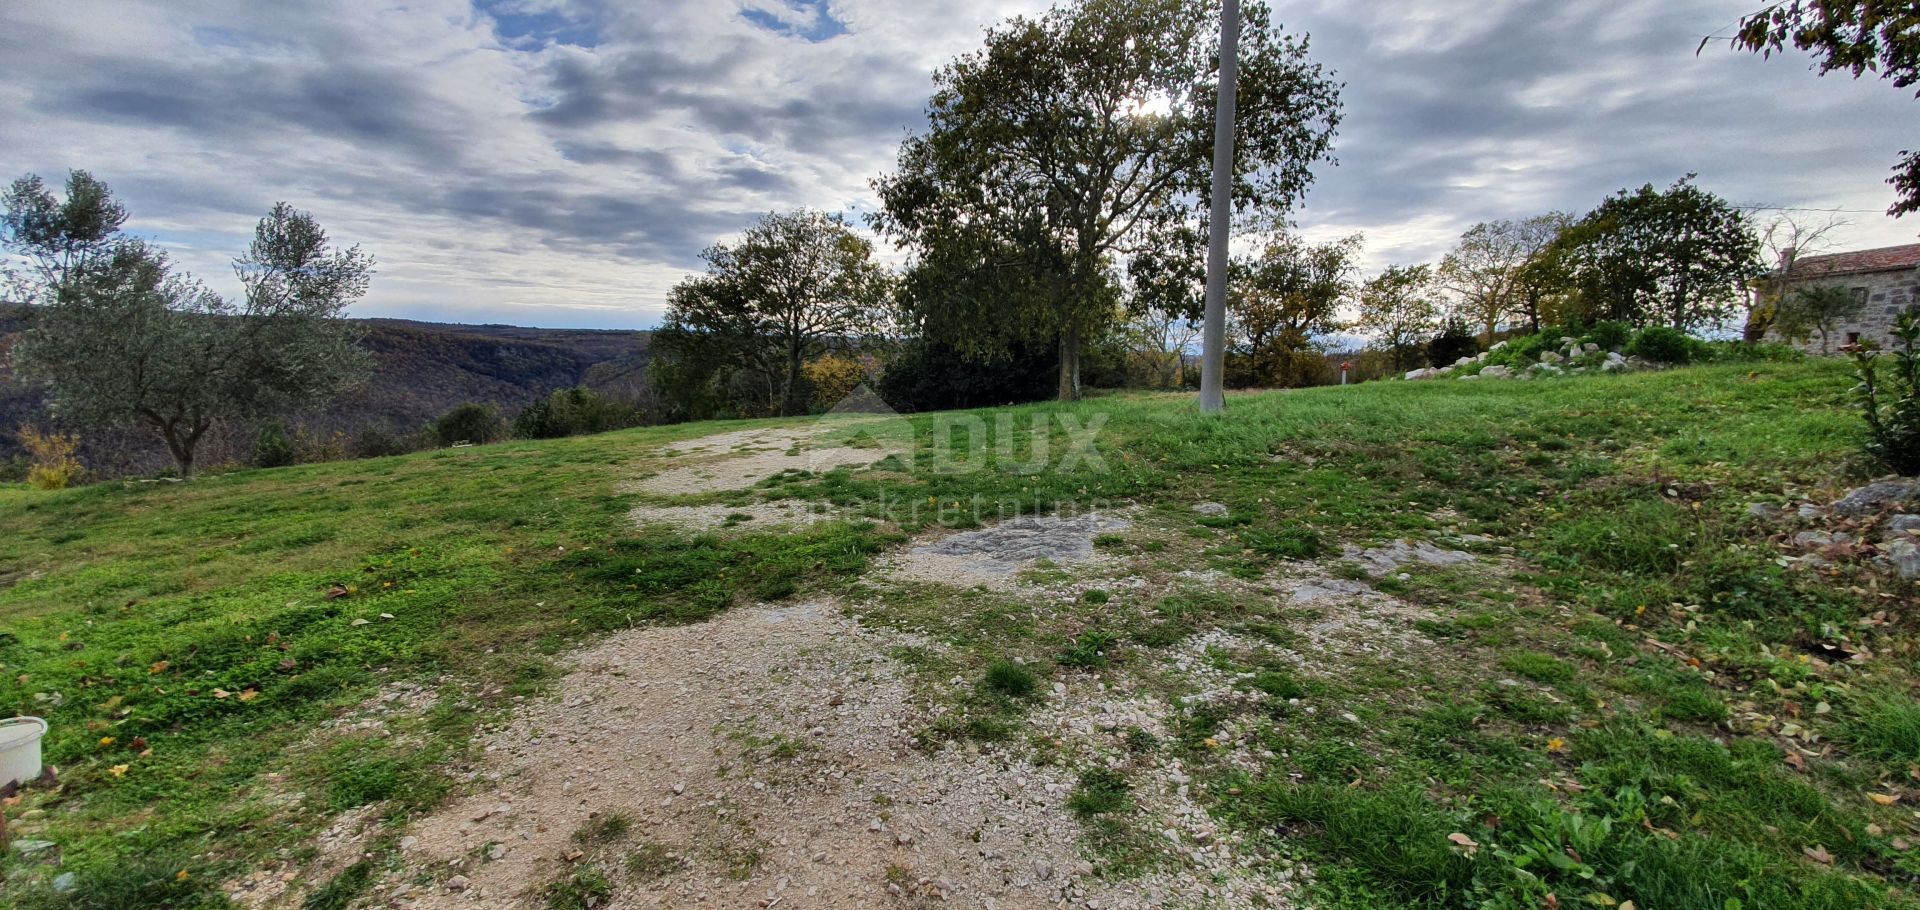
left=1775, top=267, right=1920, bottom=352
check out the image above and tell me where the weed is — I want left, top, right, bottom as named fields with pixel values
left=1059, top=630, right=1117, bottom=668
left=983, top=659, right=1039, bottom=699
left=1067, top=766, right=1133, bottom=816
left=541, top=864, right=612, bottom=910
left=1497, top=651, right=1574, bottom=683
left=572, top=811, right=633, bottom=846
left=626, top=842, right=682, bottom=881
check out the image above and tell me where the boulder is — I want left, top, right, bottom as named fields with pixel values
left=1601, top=359, right=1627, bottom=372
left=1539, top=350, right=1564, bottom=365
left=1405, top=368, right=1436, bottom=381
left=1528, top=362, right=1562, bottom=375
left=1480, top=365, right=1514, bottom=379
left=1453, top=356, right=1475, bottom=368
left=1882, top=539, right=1920, bottom=579
left=1192, top=502, right=1229, bottom=517
left=1490, top=340, right=1508, bottom=351
left=1888, top=514, right=1920, bottom=533
left=1583, top=343, right=1600, bottom=353
left=1832, top=479, right=1920, bottom=517
left=1747, top=502, right=1787, bottom=521
left=1560, top=336, right=1578, bottom=347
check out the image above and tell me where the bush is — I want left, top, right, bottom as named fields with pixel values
left=879, top=335, right=1057, bottom=412
left=803, top=354, right=868, bottom=411
left=253, top=420, right=297, bottom=468
left=352, top=426, right=423, bottom=459
left=1853, top=310, right=1920, bottom=475
left=1583, top=320, right=1633, bottom=351
left=17, top=425, right=83, bottom=490
left=434, top=403, right=505, bottom=447
left=1426, top=318, right=1482, bottom=369
left=513, top=387, right=639, bottom=440
left=1625, top=326, right=1697, bottom=364
left=983, top=658, right=1039, bottom=698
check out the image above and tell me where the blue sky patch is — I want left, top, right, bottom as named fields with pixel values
left=475, top=0, right=601, bottom=48
left=740, top=0, right=848, bottom=43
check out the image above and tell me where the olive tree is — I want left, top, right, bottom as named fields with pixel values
left=5, top=172, right=371, bottom=477
left=873, top=0, right=1342, bottom=401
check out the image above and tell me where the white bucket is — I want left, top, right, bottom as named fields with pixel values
left=0, top=716, right=48, bottom=788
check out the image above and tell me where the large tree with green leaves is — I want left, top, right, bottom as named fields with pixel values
left=872, top=0, right=1341, bottom=401
left=1229, top=232, right=1356, bottom=386
left=1356, top=263, right=1439, bottom=373
left=652, top=210, right=892, bottom=418
left=1437, top=213, right=1571, bottom=343
left=1722, top=2, right=1919, bottom=217
left=5, top=172, right=370, bottom=477
left=1541, top=176, right=1761, bottom=331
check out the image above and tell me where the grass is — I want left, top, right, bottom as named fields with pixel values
left=3, top=358, right=1917, bottom=909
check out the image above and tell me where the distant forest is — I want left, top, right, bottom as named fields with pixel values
left=0, top=305, right=651, bottom=474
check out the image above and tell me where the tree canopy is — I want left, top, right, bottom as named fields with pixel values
left=1356, top=264, right=1439, bottom=372
left=4, top=172, right=370, bottom=476
left=1725, top=1, right=1920, bottom=216
left=1540, top=176, right=1760, bottom=331
left=872, top=0, right=1342, bottom=400
left=1229, top=232, right=1356, bottom=387
left=651, top=210, right=892, bottom=418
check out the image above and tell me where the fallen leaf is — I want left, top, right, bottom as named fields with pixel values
left=148, top=661, right=168, bottom=675
left=98, top=737, right=114, bottom=748
left=238, top=689, right=259, bottom=702
left=211, top=689, right=230, bottom=700
left=1447, top=833, right=1480, bottom=856
left=1870, top=793, right=1900, bottom=806
left=1804, top=845, right=1834, bottom=864
left=1785, top=752, right=1807, bottom=772
left=108, top=764, right=128, bottom=778
left=1546, top=737, right=1567, bottom=753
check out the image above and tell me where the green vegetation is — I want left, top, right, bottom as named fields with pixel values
left=3, top=358, right=1917, bottom=909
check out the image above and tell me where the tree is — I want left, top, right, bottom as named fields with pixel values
left=872, top=0, right=1342, bottom=401
left=1355, top=264, right=1439, bottom=372
left=1748, top=211, right=1850, bottom=342
left=1543, top=176, right=1761, bottom=331
left=653, top=210, right=891, bottom=418
left=1723, top=2, right=1920, bottom=217
left=1778, top=283, right=1867, bottom=353
left=1229, top=233, right=1356, bottom=386
left=5, top=173, right=370, bottom=477
left=1438, top=213, right=1573, bottom=342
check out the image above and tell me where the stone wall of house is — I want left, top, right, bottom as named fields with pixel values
left=1776, top=267, right=1920, bottom=352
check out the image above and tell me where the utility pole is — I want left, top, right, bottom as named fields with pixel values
left=1197, top=0, right=1239, bottom=414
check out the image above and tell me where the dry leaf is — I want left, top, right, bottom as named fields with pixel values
left=148, top=661, right=168, bottom=675
left=1447, top=833, right=1480, bottom=856
left=238, top=689, right=259, bottom=702
left=1804, top=845, right=1834, bottom=864
left=1546, top=737, right=1567, bottom=753
left=108, top=764, right=128, bottom=778
left=1870, top=793, right=1900, bottom=806
left=211, top=689, right=230, bottom=699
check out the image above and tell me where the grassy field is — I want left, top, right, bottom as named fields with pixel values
left=3, top=358, right=1918, bottom=909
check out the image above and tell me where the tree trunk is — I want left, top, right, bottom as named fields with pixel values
left=1056, top=325, right=1083, bottom=401
left=781, top=341, right=806, bottom=417
left=155, top=420, right=199, bottom=479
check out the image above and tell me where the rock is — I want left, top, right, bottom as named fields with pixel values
left=1747, top=502, right=1786, bottom=521
left=1192, top=502, right=1229, bottom=517
left=1794, top=531, right=1834, bottom=548
left=1490, top=340, right=1509, bottom=351
left=1560, top=336, right=1578, bottom=346
left=1539, top=351, right=1564, bottom=365
left=1405, top=368, right=1436, bottom=381
left=52, top=873, right=75, bottom=894
left=1883, top=539, right=1920, bottom=579
left=1600, top=359, right=1627, bottom=372
left=1528, top=362, right=1561, bottom=374
left=1833, top=479, right=1920, bottom=517
left=11, top=839, right=55, bottom=857
left=1583, top=343, right=1600, bottom=353
left=1342, top=540, right=1475, bottom=576
left=1888, top=515, right=1920, bottom=533
left=446, top=875, right=472, bottom=893
left=400, top=836, right=419, bottom=851
left=1453, top=356, right=1475, bottom=368
left=1606, top=351, right=1626, bottom=364
left=1480, top=365, right=1514, bottom=379
left=486, top=843, right=508, bottom=861
left=1798, top=503, right=1827, bottom=520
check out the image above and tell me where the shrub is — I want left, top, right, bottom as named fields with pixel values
left=1852, top=310, right=1920, bottom=475
left=803, top=354, right=869, bottom=411
left=878, top=335, right=1057, bottom=412
left=352, top=426, right=423, bottom=459
left=1583, top=320, right=1633, bottom=351
left=1625, top=326, right=1696, bottom=364
left=434, top=403, right=505, bottom=447
left=513, top=387, right=640, bottom=440
left=17, top=425, right=83, bottom=490
left=253, top=420, right=297, bottom=468
left=1426, top=318, right=1482, bottom=369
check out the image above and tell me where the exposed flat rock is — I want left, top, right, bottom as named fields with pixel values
left=1341, top=540, right=1475, bottom=576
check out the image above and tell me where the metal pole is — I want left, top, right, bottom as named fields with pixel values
left=1197, top=0, right=1239, bottom=414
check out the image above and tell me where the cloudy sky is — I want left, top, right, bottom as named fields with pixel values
left=1, top=0, right=1912, bottom=329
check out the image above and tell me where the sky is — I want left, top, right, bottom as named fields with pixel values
left=0, top=0, right=1913, bottom=330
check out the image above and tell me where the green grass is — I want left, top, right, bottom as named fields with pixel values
left=4, top=359, right=1917, bottom=909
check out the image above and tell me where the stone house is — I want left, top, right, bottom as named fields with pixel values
left=1768, top=243, right=1920, bottom=351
